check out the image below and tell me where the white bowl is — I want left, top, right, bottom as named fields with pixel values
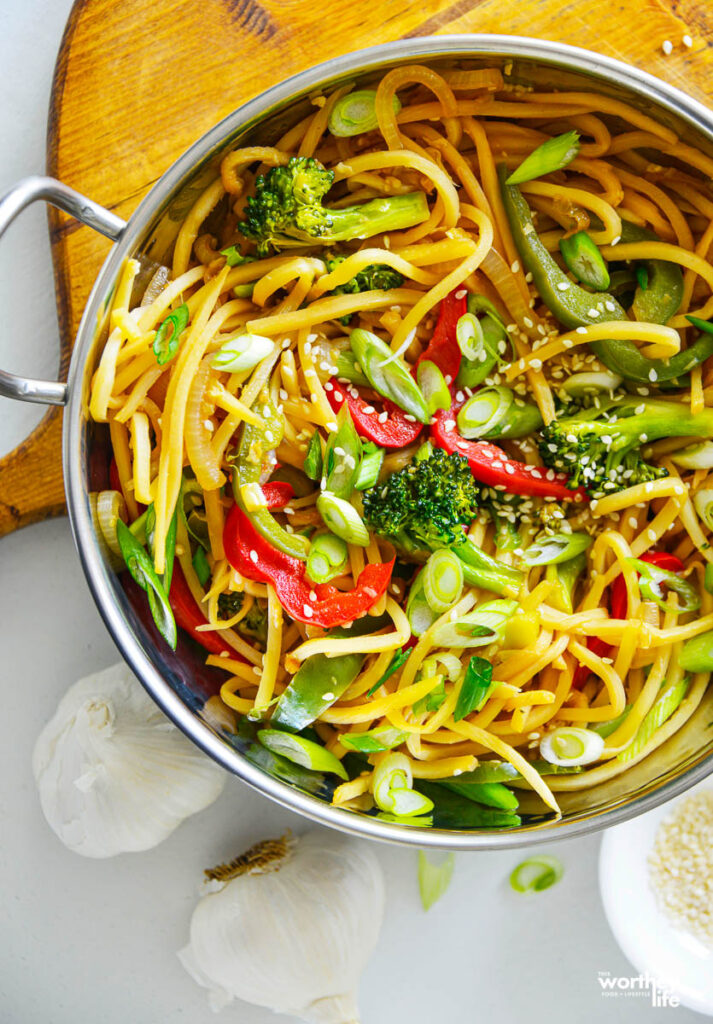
left=599, top=778, right=713, bottom=1015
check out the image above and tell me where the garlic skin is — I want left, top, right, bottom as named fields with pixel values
left=32, top=662, right=226, bottom=857
left=179, top=829, right=385, bottom=1022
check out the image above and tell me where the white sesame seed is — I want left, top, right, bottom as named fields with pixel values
left=523, top=316, right=533, bottom=328
left=662, top=39, right=673, bottom=55
left=378, top=411, right=388, bottom=423
left=455, top=288, right=467, bottom=300
left=557, top=281, right=570, bottom=291
left=587, top=308, right=600, bottom=318
left=249, top=549, right=258, bottom=564
left=303, top=605, right=314, bottom=618
left=322, top=692, right=335, bottom=701
left=576, top=327, right=588, bottom=335
left=683, top=34, right=693, bottom=48
left=511, top=260, right=520, bottom=274
left=649, top=368, right=659, bottom=381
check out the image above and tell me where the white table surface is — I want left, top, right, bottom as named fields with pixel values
left=0, top=3, right=708, bottom=1021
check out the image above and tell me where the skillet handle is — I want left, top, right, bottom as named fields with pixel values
left=0, top=176, right=126, bottom=405
left=0, top=176, right=126, bottom=536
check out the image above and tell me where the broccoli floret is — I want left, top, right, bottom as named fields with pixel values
left=217, top=592, right=268, bottom=647
left=538, top=397, right=713, bottom=498
left=238, top=156, right=429, bottom=256
left=326, top=254, right=405, bottom=325
left=362, top=446, right=479, bottom=550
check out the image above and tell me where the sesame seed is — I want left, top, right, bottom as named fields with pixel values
left=557, top=281, right=570, bottom=291
left=304, top=341, right=312, bottom=354
left=249, top=549, right=258, bottom=564
left=363, top=405, right=375, bottom=414
left=327, top=421, right=338, bottom=431
left=587, top=308, right=600, bottom=318
left=455, top=390, right=465, bottom=403
left=611, top=235, right=621, bottom=246
left=511, top=260, right=520, bottom=273
left=662, top=39, right=673, bottom=55
left=576, top=327, right=588, bottom=335
left=445, top=419, right=456, bottom=431
left=307, top=333, right=318, bottom=342
left=322, top=692, right=335, bottom=701
left=403, top=414, right=416, bottom=422
left=303, top=605, right=314, bottom=618
left=455, top=289, right=468, bottom=300
left=523, top=316, right=534, bottom=328
left=324, top=381, right=333, bottom=391
left=683, top=34, right=693, bottom=48
left=649, top=368, right=659, bottom=381
left=378, top=411, right=388, bottom=423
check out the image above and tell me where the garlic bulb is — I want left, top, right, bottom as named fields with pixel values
left=179, top=829, right=385, bottom=1022
left=32, top=661, right=225, bottom=857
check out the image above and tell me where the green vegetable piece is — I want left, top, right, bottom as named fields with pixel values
left=706, top=563, right=713, bottom=596
left=451, top=760, right=520, bottom=784
left=116, top=520, right=177, bottom=649
left=540, top=726, right=604, bottom=766
left=591, top=705, right=631, bottom=739
left=680, top=631, right=713, bottom=672
left=510, top=856, right=564, bottom=893
left=413, top=678, right=447, bottom=714
left=305, top=531, right=348, bottom=585
left=442, top=780, right=519, bottom=810
left=635, top=263, right=649, bottom=292
left=686, top=314, right=713, bottom=336
left=456, top=296, right=510, bottom=389
left=499, top=169, right=710, bottom=385
left=144, top=503, right=178, bottom=595
left=418, top=852, right=455, bottom=911
left=432, top=599, right=518, bottom=649
left=334, top=349, right=370, bottom=387
left=328, top=89, right=401, bottom=137
left=316, top=491, right=370, bottom=546
left=271, top=650, right=364, bottom=732
left=456, top=311, right=485, bottom=361
left=239, top=156, right=429, bottom=255
left=406, top=571, right=439, bottom=637
left=367, top=647, right=411, bottom=696
left=323, top=404, right=362, bottom=499
left=350, top=327, right=431, bottom=424
left=506, top=130, right=580, bottom=185
left=355, top=441, right=385, bottom=490
left=340, top=726, right=409, bottom=753
left=545, top=551, right=587, bottom=614
left=454, top=654, right=493, bottom=721
left=417, top=360, right=452, bottom=416
left=415, top=780, right=522, bottom=828
left=303, top=430, right=323, bottom=481
left=559, top=231, right=610, bottom=291
left=671, top=442, right=713, bottom=471
left=220, top=246, right=255, bottom=268
left=618, top=679, right=690, bottom=763
left=153, top=303, right=189, bottom=366
left=372, top=752, right=434, bottom=816
left=327, top=256, right=406, bottom=325
left=452, top=538, right=523, bottom=596
left=627, top=556, right=700, bottom=614
left=423, top=549, right=464, bottom=614
left=457, top=386, right=542, bottom=440
left=522, top=531, right=592, bottom=567
left=211, top=333, right=275, bottom=373
left=192, top=546, right=211, bottom=586
left=257, top=729, right=348, bottom=779
left=561, top=370, right=622, bottom=399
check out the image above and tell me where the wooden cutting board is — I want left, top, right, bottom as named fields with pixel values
left=2, top=0, right=712, bottom=536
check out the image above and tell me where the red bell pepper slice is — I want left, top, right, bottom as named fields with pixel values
left=572, top=551, right=684, bottom=688
left=414, top=288, right=468, bottom=384
left=326, top=379, right=422, bottom=449
left=223, top=503, right=394, bottom=629
left=610, top=551, right=684, bottom=621
left=430, top=406, right=587, bottom=502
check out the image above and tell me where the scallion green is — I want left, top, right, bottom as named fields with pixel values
left=510, top=855, right=563, bottom=893
left=423, top=549, right=464, bottom=614
left=559, top=231, right=610, bottom=291
left=328, top=89, right=400, bottom=138
left=522, top=531, right=592, bottom=566
left=418, top=851, right=455, bottom=911
left=153, top=303, right=189, bottom=366
left=506, top=130, right=580, bottom=185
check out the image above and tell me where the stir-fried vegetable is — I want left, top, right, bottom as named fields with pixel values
left=258, top=729, right=349, bottom=779
left=328, top=89, right=401, bottom=137
left=506, top=130, right=580, bottom=185
left=153, top=303, right=189, bottom=365
left=509, top=856, right=564, bottom=893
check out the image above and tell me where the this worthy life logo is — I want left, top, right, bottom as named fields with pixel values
left=598, top=971, right=680, bottom=1008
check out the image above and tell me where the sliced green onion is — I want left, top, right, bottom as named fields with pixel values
left=220, top=246, right=255, bottom=268
left=340, top=726, right=408, bottom=753
left=316, top=491, right=370, bottom=546
left=559, top=231, right=610, bottom=291
left=670, top=441, right=713, bottom=471
left=627, top=556, right=700, bottom=614
left=232, top=283, right=255, bottom=299
left=418, top=851, right=455, bottom=911
left=423, top=549, right=464, bottom=614
left=454, top=654, right=493, bottom=721
left=323, top=404, right=362, bottom=499
left=561, top=370, right=623, bottom=398
left=350, top=327, right=431, bottom=423
left=413, top=679, right=446, bottom=715
left=328, top=89, right=400, bottom=138
left=540, top=726, right=604, bottom=766
left=372, top=753, right=434, bottom=816
left=334, top=349, right=370, bottom=387
left=431, top=599, right=518, bottom=649
left=406, top=572, right=439, bottom=637
left=116, top=520, right=177, bottom=649
left=421, top=651, right=463, bottom=683
left=367, top=647, right=411, bottom=697
left=456, top=299, right=509, bottom=390
left=145, top=503, right=177, bottom=594
left=306, top=531, right=348, bottom=584
left=153, top=303, right=189, bottom=366
left=303, top=430, right=323, bottom=481
left=257, top=729, right=348, bottom=779
left=506, top=130, right=580, bottom=185
left=706, top=564, right=713, bottom=596
left=417, top=359, right=451, bottom=415
left=192, top=546, right=211, bottom=586
left=686, top=314, right=713, bottom=335
left=89, top=490, right=127, bottom=570
left=522, top=531, right=592, bottom=567
left=355, top=441, right=384, bottom=490
left=443, top=779, right=519, bottom=810
left=635, top=264, right=649, bottom=292
left=545, top=551, right=587, bottom=614
left=617, top=679, right=689, bottom=763
left=456, top=312, right=485, bottom=361
left=694, top=487, right=713, bottom=530
left=510, top=855, right=564, bottom=893
left=680, top=630, right=713, bottom=672
left=457, top=386, right=512, bottom=437
left=210, top=333, right=275, bottom=373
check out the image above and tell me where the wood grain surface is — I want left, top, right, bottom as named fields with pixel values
left=1, top=0, right=712, bottom=536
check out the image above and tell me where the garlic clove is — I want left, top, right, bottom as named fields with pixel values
left=179, top=829, right=385, bottom=1022
left=33, top=662, right=226, bottom=857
